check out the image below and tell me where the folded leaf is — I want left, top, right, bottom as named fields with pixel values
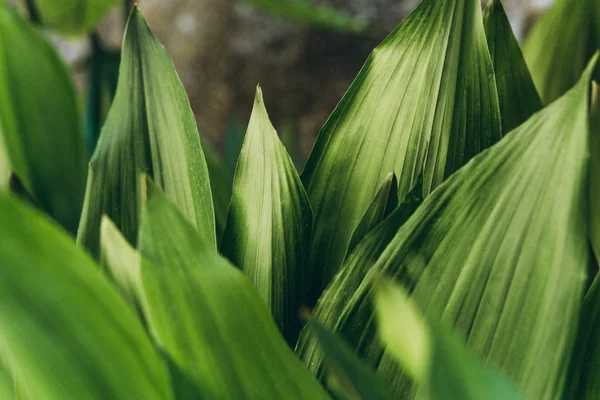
left=78, top=8, right=215, bottom=258
left=483, top=0, right=542, bottom=132
left=220, top=87, right=312, bottom=343
left=32, top=0, right=120, bottom=34
left=523, top=0, right=599, bottom=103
left=308, top=56, right=597, bottom=399
left=138, top=180, right=329, bottom=399
left=302, top=0, right=502, bottom=301
left=0, top=193, right=173, bottom=400
left=0, top=4, right=86, bottom=234
left=309, top=320, right=393, bottom=400
left=374, top=280, right=522, bottom=400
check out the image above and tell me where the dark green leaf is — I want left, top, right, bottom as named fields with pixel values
left=138, top=180, right=330, bottom=399
left=0, top=4, right=86, bottom=234
left=32, top=0, right=120, bottom=34
left=220, top=87, right=312, bottom=343
left=77, top=8, right=215, bottom=258
left=483, top=0, right=542, bottom=133
left=203, top=141, right=232, bottom=240
left=0, top=193, right=173, bottom=400
left=301, top=0, right=502, bottom=302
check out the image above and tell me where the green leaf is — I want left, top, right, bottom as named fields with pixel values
left=308, top=320, right=393, bottom=400
left=0, top=4, right=86, bottom=234
left=523, top=0, right=599, bottom=103
left=347, top=172, right=398, bottom=256
left=306, top=56, right=598, bottom=399
left=77, top=7, right=216, bottom=258
left=302, top=0, right=502, bottom=302
left=0, top=368, right=15, bottom=400
left=203, top=141, right=232, bottom=240
left=374, top=280, right=522, bottom=400
left=138, top=180, right=330, bottom=399
left=0, top=193, right=173, bottom=400
left=241, top=0, right=365, bottom=32
left=589, top=82, right=600, bottom=271
left=220, top=87, right=312, bottom=343
left=483, top=0, right=542, bottom=133
left=31, top=0, right=120, bottom=34
left=297, top=180, right=423, bottom=378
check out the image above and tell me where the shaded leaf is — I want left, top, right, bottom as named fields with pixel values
left=221, top=87, right=312, bottom=343
left=590, top=82, right=600, bottom=270
left=203, top=141, right=232, bottom=240
left=77, top=8, right=215, bottom=258
left=0, top=4, right=86, bottom=233
left=347, top=172, right=398, bottom=256
left=306, top=56, right=597, bottom=399
left=301, top=0, right=502, bottom=302
left=483, top=0, right=542, bottom=133
left=138, top=180, right=330, bottom=399
left=32, top=0, right=120, bottom=34
left=0, top=193, right=173, bottom=400
left=309, top=320, right=393, bottom=400
left=523, top=0, right=599, bottom=103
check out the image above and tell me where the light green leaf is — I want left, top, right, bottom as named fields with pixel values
left=220, top=87, right=312, bottom=343
left=77, top=8, right=216, bottom=258
left=138, top=180, right=330, bottom=399
left=0, top=368, right=15, bottom=400
left=347, top=172, right=398, bottom=256
left=306, top=56, right=597, bottom=399
left=0, top=4, right=86, bottom=234
left=374, top=280, right=522, bottom=400
left=483, top=0, right=542, bottom=133
left=523, top=0, right=599, bottom=103
left=302, top=0, right=502, bottom=302
left=32, top=0, right=120, bottom=34
left=241, top=0, right=365, bottom=32
left=0, top=193, right=173, bottom=400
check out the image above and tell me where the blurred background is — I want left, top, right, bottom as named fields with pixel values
left=9, top=0, right=554, bottom=167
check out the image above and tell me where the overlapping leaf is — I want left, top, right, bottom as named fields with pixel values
left=483, top=0, right=542, bottom=133
left=0, top=193, right=172, bottom=400
left=0, top=4, right=86, bottom=233
left=137, top=181, right=330, bottom=399
left=523, top=0, right=599, bottom=103
left=32, top=0, right=120, bottom=34
left=301, top=0, right=502, bottom=301
left=220, top=87, right=312, bottom=342
left=77, top=8, right=215, bottom=257
left=305, top=57, right=597, bottom=399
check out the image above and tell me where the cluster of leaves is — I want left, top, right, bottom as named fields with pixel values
left=0, top=0, right=600, bottom=398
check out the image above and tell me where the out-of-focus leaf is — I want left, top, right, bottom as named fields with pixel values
left=281, top=118, right=305, bottom=171
left=0, top=193, right=173, bottom=400
left=220, top=88, right=312, bottom=343
left=8, top=173, right=40, bottom=209
left=203, top=141, right=232, bottom=240
left=523, top=0, right=599, bottom=103
left=0, top=368, right=15, bottom=400
left=306, top=57, right=597, bottom=399
left=224, top=118, right=245, bottom=175
left=374, top=280, right=522, bottom=400
left=32, top=0, right=120, bottom=34
left=297, top=181, right=423, bottom=377
left=0, top=135, right=9, bottom=188
left=301, top=0, right=502, bottom=302
left=309, top=320, right=393, bottom=400
left=137, top=180, right=330, bottom=399
left=78, top=8, right=215, bottom=258
left=347, top=172, right=398, bottom=256
left=241, top=0, right=365, bottom=32
left=0, top=4, right=86, bottom=234
left=483, top=0, right=542, bottom=133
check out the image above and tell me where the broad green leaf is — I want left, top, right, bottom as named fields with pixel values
left=297, top=181, right=423, bottom=377
left=0, top=193, right=173, bottom=400
left=78, top=8, right=216, bottom=258
left=138, top=180, right=330, bottom=399
left=523, top=0, right=599, bottom=103
left=241, top=0, right=365, bottom=32
left=306, top=57, right=597, bottom=399
left=220, top=87, right=312, bottom=343
left=203, top=141, right=232, bottom=240
left=0, top=4, right=86, bottom=234
left=483, top=0, right=542, bottom=133
left=309, top=320, right=393, bottom=400
left=0, top=368, right=15, bottom=400
left=302, top=0, right=502, bottom=301
left=374, top=280, right=522, bottom=400
left=347, top=172, right=398, bottom=256
left=32, top=0, right=120, bottom=34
